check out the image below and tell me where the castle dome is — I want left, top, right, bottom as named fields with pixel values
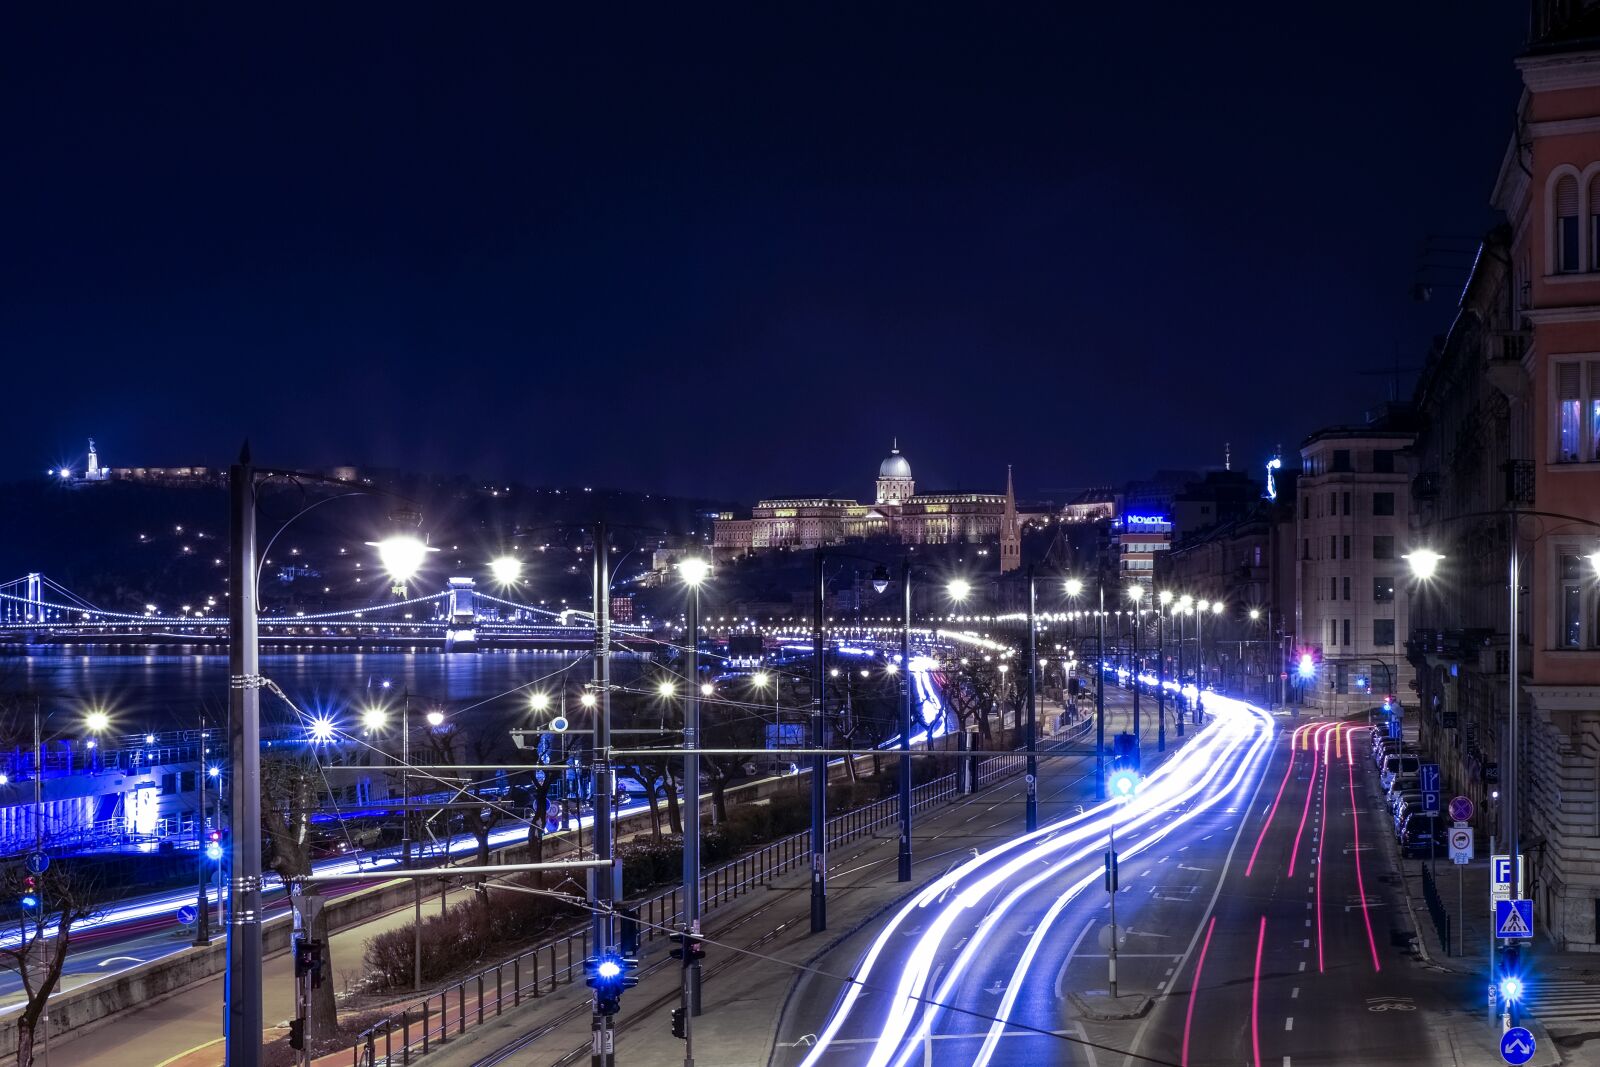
left=879, top=442, right=912, bottom=480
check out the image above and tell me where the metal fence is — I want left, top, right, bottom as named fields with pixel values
left=1420, top=861, right=1452, bottom=956
left=350, top=766, right=997, bottom=1064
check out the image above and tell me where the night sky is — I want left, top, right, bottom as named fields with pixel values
left=2, top=4, right=1527, bottom=502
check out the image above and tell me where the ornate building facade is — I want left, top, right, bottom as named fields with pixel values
left=713, top=443, right=1024, bottom=570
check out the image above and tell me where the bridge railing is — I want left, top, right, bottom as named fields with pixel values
left=349, top=773, right=963, bottom=1065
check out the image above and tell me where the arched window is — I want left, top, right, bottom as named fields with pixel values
left=1556, top=174, right=1580, bottom=272
left=1591, top=171, right=1600, bottom=270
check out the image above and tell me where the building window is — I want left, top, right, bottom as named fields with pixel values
left=1343, top=576, right=1351, bottom=601
left=1253, top=545, right=1262, bottom=567
left=1373, top=492, right=1395, bottom=516
left=1303, top=538, right=1311, bottom=561
left=1554, top=360, right=1600, bottom=463
left=1328, top=618, right=1338, bottom=647
left=1331, top=449, right=1352, bottom=472
left=1558, top=552, right=1593, bottom=648
left=1374, top=619, right=1395, bottom=647
left=1330, top=576, right=1338, bottom=600
left=1341, top=492, right=1350, bottom=516
left=1335, top=663, right=1349, bottom=693
left=1343, top=534, right=1352, bottom=559
left=1557, top=174, right=1581, bottom=273
left=1373, top=450, right=1395, bottom=474
left=1374, top=576, right=1395, bottom=602
left=1373, top=535, right=1395, bottom=560
left=181, top=770, right=196, bottom=793
left=1330, top=535, right=1338, bottom=559
left=161, top=773, right=177, bottom=796
left=1302, top=496, right=1310, bottom=519
left=1343, top=618, right=1352, bottom=646
left=1328, top=492, right=1336, bottom=516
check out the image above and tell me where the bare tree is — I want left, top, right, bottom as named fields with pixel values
left=261, top=753, right=339, bottom=1042
left=0, top=855, right=106, bottom=1067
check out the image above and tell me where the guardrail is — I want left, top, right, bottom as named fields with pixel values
left=350, top=768, right=988, bottom=1064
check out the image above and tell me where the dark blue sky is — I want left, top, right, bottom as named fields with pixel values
left=1, top=3, right=1527, bottom=502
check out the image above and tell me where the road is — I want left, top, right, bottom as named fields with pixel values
left=776, top=702, right=1522, bottom=1067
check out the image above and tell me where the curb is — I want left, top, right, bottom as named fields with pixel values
left=1067, top=991, right=1152, bottom=1021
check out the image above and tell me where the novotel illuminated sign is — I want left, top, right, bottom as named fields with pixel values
left=1122, top=514, right=1170, bottom=526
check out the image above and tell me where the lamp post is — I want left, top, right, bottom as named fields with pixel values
left=589, top=522, right=617, bottom=1067
left=194, top=716, right=212, bottom=947
left=1025, top=566, right=1040, bottom=832
left=677, top=556, right=709, bottom=1017
left=1126, top=586, right=1143, bottom=746
left=810, top=552, right=828, bottom=931
left=898, top=562, right=913, bottom=878
left=1157, top=591, right=1172, bottom=752
left=227, top=448, right=430, bottom=1067
left=1106, top=768, right=1141, bottom=997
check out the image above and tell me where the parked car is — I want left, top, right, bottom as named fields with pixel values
left=1398, top=813, right=1445, bottom=858
left=1385, top=774, right=1420, bottom=808
left=1390, top=789, right=1423, bottom=819
left=1381, top=755, right=1420, bottom=791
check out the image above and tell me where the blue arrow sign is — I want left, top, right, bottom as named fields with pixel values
left=1420, top=763, right=1440, bottom=793
left=1501, top=1026, right=1536, bottom=1065
left=175, top=904, right=197, bottom=926
left=1495, top=899, right=1533, bottom=939
left=25, top=852, right=49, bottom=876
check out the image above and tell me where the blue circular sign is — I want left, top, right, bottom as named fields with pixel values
left=175, top=904, right=198, bottom=926
left=25, top=852, right=48, bottom=876
left=1501, top=1026, right=1536, bottom=1065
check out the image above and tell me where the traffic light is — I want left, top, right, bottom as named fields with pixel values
left=1499, top=945, right=1524, bottom=1004
left=289, top=1018, right=305, bottom=1050
left=1109, top=769, right=1140, bottom=800
left=20, top=875, right=38, bottom=910
left=294, top=935, right=326, bottom=987
left=584, top=952, right=638, bottom=1016
left=205, top=829, right=224, bottom=862
left=671, top=1005, right=687, bottom=1040
left=669, top=932, right=706, bottom=964
left=617, top=906, right=640, bottom=957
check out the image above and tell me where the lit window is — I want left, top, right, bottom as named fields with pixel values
left=1593, top=173, right=1600, bottom=270
left=1554, top=361, right=1600, bottom=463
left=1558, top=552, right=1592, bottom=649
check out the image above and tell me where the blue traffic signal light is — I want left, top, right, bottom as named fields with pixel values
left=584, top=952, right=638, bottom=1015
left=1500, top=975, right=1524, bottom=1002
left=205, top=829, right=224, bottom=862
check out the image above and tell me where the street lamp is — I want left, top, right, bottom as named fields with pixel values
left=678, top=555, right=709, bottom=1018
left=489, top=555, right=523, bottom=585
left=1105, top=768, right=1141, bottom=997
left=1157, top=591, right=1173, bottom=751
left=1125, top=586, right=1144, bottom=744
left=1403, top=549, right=1444, bottom=581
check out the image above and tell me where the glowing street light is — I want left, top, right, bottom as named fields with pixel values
left=85, top=710, right=110, bottom=735
left=367, top=533, right=437, bottom=583
left=679, top=557, right=711, bottom=586
left=657, top=680, right=677, bottom=698
left=529, top=692, right=551, bottom=712
left=1064, top=577, right=1084, bottom=598
left=580, top=692, right=597, bottom=708
left=1158, top=590, right=1173, bottom=607
left=1212, top=600, right=1225, bottom=615
left=361, top=706, right=388, bottom=732
left=425, top=709, right=446, bottom=727
left=1126, top=585, right=1144, bottom=604
left=1404, top=548, right=1444, bottom=580
left=308, top=717, right=337, bottom=743
left=699, top=683, right=714, bottom=697
left=489, top=556, right=523, bottom=585
left=751, top=671, right=770, bottom=688
left=947, top=578, right=973, bottom=601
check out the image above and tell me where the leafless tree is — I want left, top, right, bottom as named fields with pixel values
left=261, top=753, right=339, bottom=1042
left=0, top=854, right=107, bottom=1067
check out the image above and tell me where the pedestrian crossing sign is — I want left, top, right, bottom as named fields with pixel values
left=1496, top=899, right=1533, bottom=939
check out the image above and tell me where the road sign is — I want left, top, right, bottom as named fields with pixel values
left=1421, top=791, right=1440, bottom=816
left=1500, top=1026, right=1536, bottom=1065
left=1448, top=795, right=1474, bottom=822
left=1492, top=854, right=1525, bottom=899
left=25, top=852, right=49, bottom=876
left=1419, top=763, right=1440, bottom=793
left=176, top=904, right=197, bottom=926
left=1448, top=826, right=1474, bottom=864
left=1495, top=899, right=1534, bottom=939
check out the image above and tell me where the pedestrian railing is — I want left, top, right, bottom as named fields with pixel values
left=1420, top=861, right=1452, bottom=957
left=350, top=772, right=966, bottom=1064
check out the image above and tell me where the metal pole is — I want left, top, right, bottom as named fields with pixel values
left=1176, top=610, right=1185, bottom=737
left=1131, top=602, right=1141, bottom=743
left=1095, top=587, right=1105, bottom=800
left=1025, top=566, right=1038, bottom=833
left=899, top=558, right=913, bottom=880
left=810, top=552, right=828, bottom=929
left=406, top=696, right=420, bottom=994
left=591, top=523, right=615, bottom=1067
left=1196, top=608, right=1206, bottom=723
left=1507, top=510, right=1519, bottom=894
left=194, top=714, right=211, bottom=946
left=1157, top=605, right=1166, bottom=753
left=684, top=579, right=702, bottom=1016
left=226, top=450, right=263, bottom=1067
left=1107, top=815, right=1118, bottom=997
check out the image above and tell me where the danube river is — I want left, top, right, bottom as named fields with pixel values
left=0, top=648, right=655, bottom=737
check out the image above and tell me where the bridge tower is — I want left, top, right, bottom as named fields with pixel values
left=445, top=577, right=479, bottom=653
left=24, top=573, right=43, bottom=622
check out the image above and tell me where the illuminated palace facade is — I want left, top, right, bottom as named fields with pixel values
left=713, top=443, right=1023, bottom=571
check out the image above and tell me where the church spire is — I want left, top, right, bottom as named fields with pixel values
left=1000, top=465, right=1020, bottom=573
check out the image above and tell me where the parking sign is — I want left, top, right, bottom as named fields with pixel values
left=1492, top=854, right=1524, bottom=900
